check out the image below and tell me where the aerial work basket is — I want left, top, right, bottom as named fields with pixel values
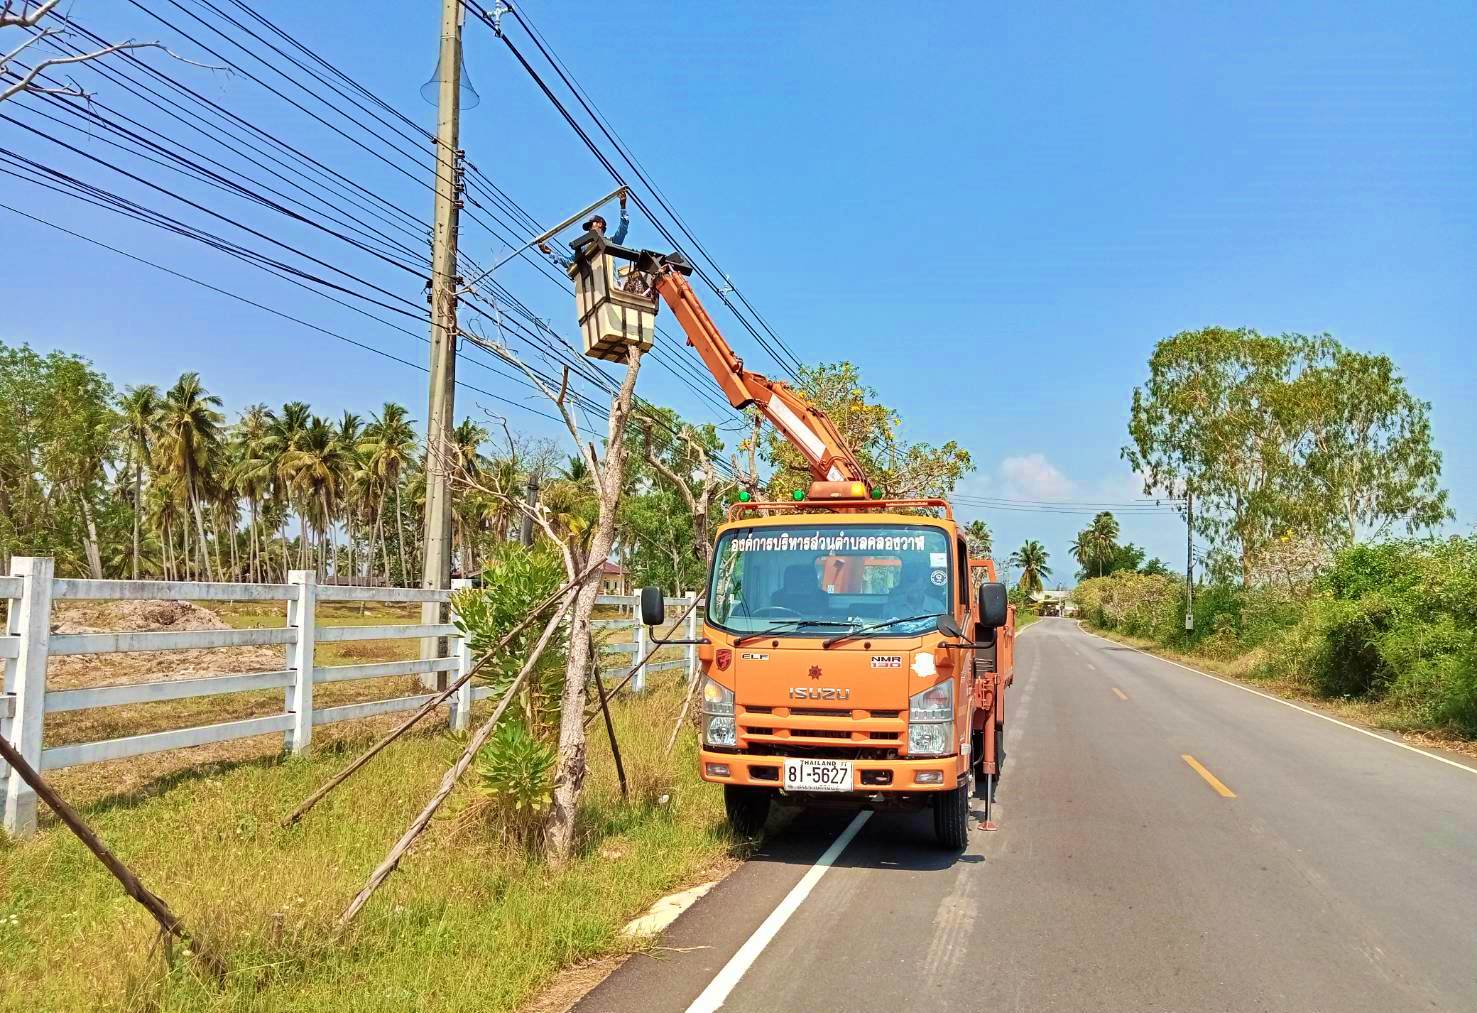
left=569, top=244, right=657, bottom=362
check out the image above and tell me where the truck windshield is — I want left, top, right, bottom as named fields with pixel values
left=707, top=523, right=953, bottom=637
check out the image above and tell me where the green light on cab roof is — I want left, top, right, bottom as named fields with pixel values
left=871, top=487, right=885, bottom=499
left=792, top=489, right=806, bottom=501
left=737, top=490, right=752, bottom=502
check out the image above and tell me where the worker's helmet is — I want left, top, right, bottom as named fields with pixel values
left=583, top=215, right=608, bottom=232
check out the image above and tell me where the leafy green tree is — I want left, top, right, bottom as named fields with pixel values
left=1140, top=556, right=1172, bottom=577
left=0, top=343, right=118, bottom=576
left=1291, top=345, right=1449, bottom=545
left=1125, top=327, right=1448, bottom=585
left=761, top=361, right=972, bottom=498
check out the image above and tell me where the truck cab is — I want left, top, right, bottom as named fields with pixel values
left=657, top=497, right=1012, bottom=848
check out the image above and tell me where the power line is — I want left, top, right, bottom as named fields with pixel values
left=0, top=202, right=575, bottom=428
left=464, top=1, right=805, bottom=382
left=483, top=1, right=808, bottom=380
left=148, top=0, right=747, bottom=420
left=18, top=6, right=748, bottom=457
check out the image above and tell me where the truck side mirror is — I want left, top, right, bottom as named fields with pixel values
left=639, top=585, right=665, bottom=628
left=978, top=582, right=1008, bottom=629
left=936, top=614, right=964, bottom=639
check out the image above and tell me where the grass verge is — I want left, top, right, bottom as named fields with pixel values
left=0, top=679, right=736, bottom=1012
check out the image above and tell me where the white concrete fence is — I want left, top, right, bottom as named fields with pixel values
left=0, top=557, right=697, bottom=838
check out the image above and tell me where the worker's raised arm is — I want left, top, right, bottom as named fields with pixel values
left=607, top=207, right=629, bottom=246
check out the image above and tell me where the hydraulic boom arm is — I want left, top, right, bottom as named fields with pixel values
left=650, top=264, right=869, bottom=489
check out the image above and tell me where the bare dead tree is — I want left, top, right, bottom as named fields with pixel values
left=730, top=409, right=763, bottom=499
left=0, top=1, right=218, bottom=103
left=282, top=558, right=604, bottom=828
left=337, top=594, right=574, bottom=932
left=457, top=334, right=645, bottom=866
left=640, top=415, right=733, bottom=571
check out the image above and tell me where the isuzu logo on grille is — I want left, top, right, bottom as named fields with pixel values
left=788, top=687, right=851, bottom=700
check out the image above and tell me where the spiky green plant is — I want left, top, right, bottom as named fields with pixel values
left=473, top=720, right=556, bottom=845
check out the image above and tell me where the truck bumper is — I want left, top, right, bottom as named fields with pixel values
left=699, top=749, right=966, bottom=793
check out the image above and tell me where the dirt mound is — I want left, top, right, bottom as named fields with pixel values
left=52, top=599, right=232, bottom=635
left=46, top=600, right=282, bottom=692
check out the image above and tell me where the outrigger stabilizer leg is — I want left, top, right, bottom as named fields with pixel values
left=978, top=771, right=998, bottom=831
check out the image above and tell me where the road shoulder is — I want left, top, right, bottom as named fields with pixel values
left=1077, top=621, right=1477, bottom=772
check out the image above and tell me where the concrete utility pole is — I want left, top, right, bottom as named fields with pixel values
left=1184, top=490, right=1195, bottom=633
left=421, top=0, right=466, bottom=680
left=520, top=476, right=539, bottom=547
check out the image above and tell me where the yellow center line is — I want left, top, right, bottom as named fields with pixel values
left=1182, top=754, right=1236, bottom=798
left=1111, top=687, right=1128, bottom=701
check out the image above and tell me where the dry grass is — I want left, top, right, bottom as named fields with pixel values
left=0, top=678, right=738, bottom=1013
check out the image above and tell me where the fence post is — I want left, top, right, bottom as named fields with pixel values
left=633, top=599, right=649, bottom=694
left=449, top=578, right=473, bottom=731
left=4, top=556, right=53, bottom=838
left=685, top=597, right=699, bottom=682
left=286, top=570, right=317, bottom=755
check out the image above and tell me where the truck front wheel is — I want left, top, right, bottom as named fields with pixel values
left=932, top=779, right=970, bottom=850
left=724, top=785, right=770, bottom=837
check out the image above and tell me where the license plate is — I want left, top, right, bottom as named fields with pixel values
left=783, top=758, right=853, bottom=793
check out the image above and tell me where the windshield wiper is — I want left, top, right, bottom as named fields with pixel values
left=822, top=613, right=944, bottom=649
left=733, top=619, right=859, bottom=647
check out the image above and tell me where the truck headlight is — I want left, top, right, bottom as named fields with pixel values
left=702, top=677, right=734, bottom=716
left=909, top=680, right=953, bottom=757
left=702, top=678, right=737, bottom=747
left=705, top=714, right=737, bottom=747
left=908, top=722, right=950, bottom=756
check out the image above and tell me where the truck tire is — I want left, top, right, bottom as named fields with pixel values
left=724, top=785, right=770, bottom=837
left=932, top=780, right=970, bottom=850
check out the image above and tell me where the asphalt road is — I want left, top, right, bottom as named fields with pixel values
left=576, top=618, right=1477, bottom=1013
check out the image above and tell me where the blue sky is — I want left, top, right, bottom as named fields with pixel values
left=4, top=0, right=1473, bottom=583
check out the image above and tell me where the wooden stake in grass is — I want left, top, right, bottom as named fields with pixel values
left=589, top=637, right=627, bottom=801
left=664, top=668, right=704, bottom=757
left=283, top=562, right=602, bottom=828
left=0, top=733, right=187, bottom=943
left=583, top=595, right=704, bottom=730
left=336, top=597, right=572, bottom=933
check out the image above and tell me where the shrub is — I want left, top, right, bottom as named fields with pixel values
left=453, top=542, right=568, bottom=736
left=470, top=719, right=557, bottom=847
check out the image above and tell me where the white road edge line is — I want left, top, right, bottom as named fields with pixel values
left=686, top=811, right=872, bottom=1013
left=1076, top=622, right=1477, bottom=777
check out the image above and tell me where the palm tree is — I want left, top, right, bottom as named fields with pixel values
left=963, top=519, right=992, bottom=559
left=158, top=373, right=225, bottom=579
left=558, top=454, right=591, bottom=485
left=269, top=402, right=311, bottom=572
left=283, top=416, right=352, bottom=576
left=230, top=405, right=276, bottom=582
left=336, top=412, right=364, bottom=579
left=1086, top=511, right=1120, bottom=578
left=450, top=419, right=488, bottom=573
left=119, top=385, right=161, bottom=580
left=1009, top=540, right=1051, bottom=596
left=361, top=403, right=417, bottom=584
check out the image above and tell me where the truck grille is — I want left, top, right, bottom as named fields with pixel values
left=737, top=703, right=905, bottom=753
